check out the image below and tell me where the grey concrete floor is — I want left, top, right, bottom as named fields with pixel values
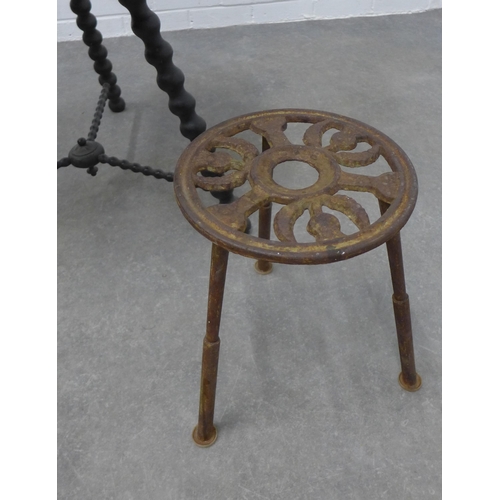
left=58, top=10, right=441, bottom=500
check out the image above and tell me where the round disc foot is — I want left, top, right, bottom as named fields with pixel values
left=398, top=372, right=422, bottom=392
left=255, top=261, right=273, bottom=275
left=192, top=425, right=217, bottom=447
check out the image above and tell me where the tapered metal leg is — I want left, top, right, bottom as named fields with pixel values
left=254, top=202, right=273, bottom=274
left=380, top=202, right=421, bottom=391
left=255, top=137, right=273, bottom=274
left=192, top=244, right=229, bottom=447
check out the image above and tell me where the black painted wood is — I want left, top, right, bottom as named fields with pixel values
left=70, top=0, right=126, bottom=112
left=118, top=0, right=207, bottom=141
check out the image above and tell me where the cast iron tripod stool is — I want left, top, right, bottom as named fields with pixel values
left=174, top=109, right=422, bottom=447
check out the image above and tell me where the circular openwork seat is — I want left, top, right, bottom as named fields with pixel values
left=175, top=109, right=417, bottom=265
left=174, top=109, right=421, bottom=447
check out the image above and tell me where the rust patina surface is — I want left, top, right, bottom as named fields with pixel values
left=175, top=109, right=421, bottom=446
left=174, top=109, right=417, bottom=265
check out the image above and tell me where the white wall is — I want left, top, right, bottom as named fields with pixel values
left=57, top=0, right=442, bottom=41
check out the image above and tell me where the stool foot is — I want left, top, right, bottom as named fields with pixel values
left=391, top=293, right=420, bottom=389
left=254, top=261, right=273, bottom=274
left=398, top=372, right=422, bottom=392
left=192, top=425, right=218, bottom=447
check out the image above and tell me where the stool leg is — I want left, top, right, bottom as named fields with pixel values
left=255, top=137, right=273, bottom=274
left=380, top=201, right=421, bottom=391
left=254, top=203, right=273, bottom=274
left=192, top=244, right=229, bottom=447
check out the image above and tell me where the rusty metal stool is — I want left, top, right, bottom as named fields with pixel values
left=174, top=109, right=421, bottom=447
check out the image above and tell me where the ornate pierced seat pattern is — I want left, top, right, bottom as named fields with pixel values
left=174, top=109, right=417, bottom=264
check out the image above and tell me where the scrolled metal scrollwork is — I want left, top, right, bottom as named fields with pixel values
left=186, top=110, right=406, bottom=244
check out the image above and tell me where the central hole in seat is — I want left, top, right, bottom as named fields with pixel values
left=272, top=161, right=319, bottom=190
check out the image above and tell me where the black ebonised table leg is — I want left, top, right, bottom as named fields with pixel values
left=60, top=0, right=236, bottom=199
left=70, top=0, right=125, bottom=112
left=116, top=0, right=236, bottom=202
left=117, top=0, right=206, bottom=141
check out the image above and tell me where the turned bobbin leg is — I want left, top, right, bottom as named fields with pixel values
left=70, top=0, right=126, bottom=112
left=192, top=244, right=229, bottom=447
left=255, top=137, right=273, bottom=274
left=116, top=0, right=235, bottom=201
left=117, top=0, right=206, bottom=141
left=380, top=201, right=422, bottom=391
